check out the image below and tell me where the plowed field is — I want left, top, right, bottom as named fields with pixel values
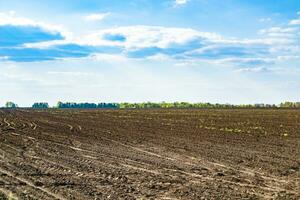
left=0, top=109, right=299, bottom=199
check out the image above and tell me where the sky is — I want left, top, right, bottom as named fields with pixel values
left=0, top=0, right=300, bottom=106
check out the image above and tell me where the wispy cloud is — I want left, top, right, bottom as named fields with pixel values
left=235, top=67, right=270, bottom=73
left=77, top=25, right=222, bottom=48
left=289, top=12, right=300, bottom=26
left=84, top=13, right=110, bottom=22
left=235, top=66, right=287, bottom=74
left=0, top=56, right=9, bottom=61
left=0, top=12, right=70, bottom=37
left=174, top=0, right=189, bottom=6
left=289, top=19, right=300, bottom=25
left=259, top=27, right=297, bottom=38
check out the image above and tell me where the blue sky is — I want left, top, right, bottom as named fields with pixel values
left=0, top=0, right=300, bottom=106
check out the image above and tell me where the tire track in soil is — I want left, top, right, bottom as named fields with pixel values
left=186, top=155, right=293, bottom=185
left=31, top=122, right=38, bottom=130
left=99, top=135, right=176, bottom=161
left=67, top=125, right=73, bottom=131
left=72, top=131, right=297, bottom=197
left=76, top=137, right=276, bottom=198
left=0, top=188, right=18, bottom=200
left=0, top=131, right=89, bottom=195
left=186, top=157, right=297, bottom=197
left=98, top=135, right=297, bottom=198
left=2, top=118, right=15, bottom=131
left=3, top=118, right=11, bottom=127
left=0, top=167, right=67, bottom=200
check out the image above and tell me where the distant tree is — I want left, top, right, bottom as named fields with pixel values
left=280, top=101, right=300, bottom=108
left=57, top=101, right=64, bottom=108
left=5, top=102, right=18, bottom=108
left=32, top=102, right=49, bottom=109
left=56, top=102, right=119, bottom=109
left=97, top=103, right=119, bottom=109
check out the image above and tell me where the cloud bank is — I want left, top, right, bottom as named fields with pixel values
left=0, top=11, right=299, bottom=72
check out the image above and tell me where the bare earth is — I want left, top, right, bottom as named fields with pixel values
left=0, top=109, right=299, bottom=200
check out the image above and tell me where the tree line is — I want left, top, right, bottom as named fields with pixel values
left=56, top=102, right=119, bottom=109
left=280, top=102, right=300, bottom=108
left=1, top=101, right=300, bottom=109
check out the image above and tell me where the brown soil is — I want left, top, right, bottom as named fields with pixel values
left=0, top=109, right=299, bottom=199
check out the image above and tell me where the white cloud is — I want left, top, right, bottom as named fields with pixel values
left=277, top=55, right=300, bottom=61
left=146, top=54, right=173, bottom=61
left=23, top=24, right=292, bottom=55
left=235, top=67, right=270, bottom=73
left=289, top=19, right=300, bottom=25
left=260, top=27, right=296, bottom=34
left=18, top=23, right=299, bottom=65
left=175, top=0, right=189, bottom=5
left=0, top=56, right=9, bottom=61
left=2, top=10, right=299, bottom=66
left=269, top=45, right=300, bottom=54
left=22, top=40, right=70, bottom=49
left=0, top=12, right=72, bottom=39
left=84, top=13, right=110, bottom=22
left=212, top=57, right=274, bottom=65
left=0, top=11, right=32, bottom=26
left=235, top=67, right=289, bottom=75
left=78, top=25, right=222, bottom=48
left=259, top=26, right=297, bottom=39
left=287, top=11, right=300, bottom=25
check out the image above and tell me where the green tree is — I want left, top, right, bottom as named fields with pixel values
left=5, top=102, right=18, bottom=108
left=32, top=102, right=49, bottom=108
